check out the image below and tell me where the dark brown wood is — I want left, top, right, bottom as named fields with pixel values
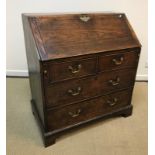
left=22, top=15, right=46, bottom=126
left=25, top=13, right=141, bottom=61
left=31, top=98, right=133, bottom=147
left=48, top=56, right=97, bottom=82
left=22, top=13, right=141, bottom=147
left=45, top=68, right=136, bottom=108
left=42, top=49, right=139, bottom=83
left=99, top=49, right=140, bottom=72
left=46, top=89, right=132, bottom=131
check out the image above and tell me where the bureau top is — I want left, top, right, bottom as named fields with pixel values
left=23, top=13, right=141, bottom=61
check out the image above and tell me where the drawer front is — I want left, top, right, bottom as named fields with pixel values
left=99, top=50, right=139, bottom=71
left=45, top=68, right=136, bottom=107
left=46, top=57, right=96, bottom=82
left=47, top=89, right=132, bottom=131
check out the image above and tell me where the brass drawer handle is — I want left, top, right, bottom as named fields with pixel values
left=80, top=14, right=91, bottom=22
left=68, top=109, right=81, bottom=118
left=107, top=97, right=118, bottom=106
left=109, top=77, right=120, bottom=86
left=68, top=64, right=82, bottom=74
left=43, top=70, right=48, bottom=78
left=43, top=70, right=48, bottom=74
left=68, top=87, right=82, bottom=96
left=112, top=57, right=124, bottom=65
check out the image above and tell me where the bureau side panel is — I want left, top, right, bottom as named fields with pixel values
left=22, top=15, right=45, bottom=125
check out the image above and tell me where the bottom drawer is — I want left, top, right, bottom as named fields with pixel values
left=47, top=89, right=133, bottom=131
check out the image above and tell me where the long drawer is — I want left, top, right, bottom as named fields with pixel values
left=46, top=89, right=132, bottom=131
left=44, top=68, right=136, bottom=107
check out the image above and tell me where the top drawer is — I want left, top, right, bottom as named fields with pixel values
left=44, top=57, right=97, bottom=82
left=99, top=50, right=139, bottom=72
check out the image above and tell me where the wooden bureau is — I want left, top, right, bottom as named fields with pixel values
left=22, top=13, right=141, bottom=147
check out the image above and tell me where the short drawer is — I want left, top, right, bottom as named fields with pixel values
left=99, top=50, right=139, bottom=71
left=45, top=68, right=136, bottom=107
left=46, top=57, right=97, bottom=82
left=46, top=89, right=132, bottom=131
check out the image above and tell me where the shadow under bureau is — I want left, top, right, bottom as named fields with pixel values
left=22, top=13, right=141, bottom=147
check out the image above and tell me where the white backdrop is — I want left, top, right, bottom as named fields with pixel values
left=6, top=0, right=148, bottom=80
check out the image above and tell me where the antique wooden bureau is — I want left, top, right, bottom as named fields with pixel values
left=22, top=13, right=141, bottom=147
